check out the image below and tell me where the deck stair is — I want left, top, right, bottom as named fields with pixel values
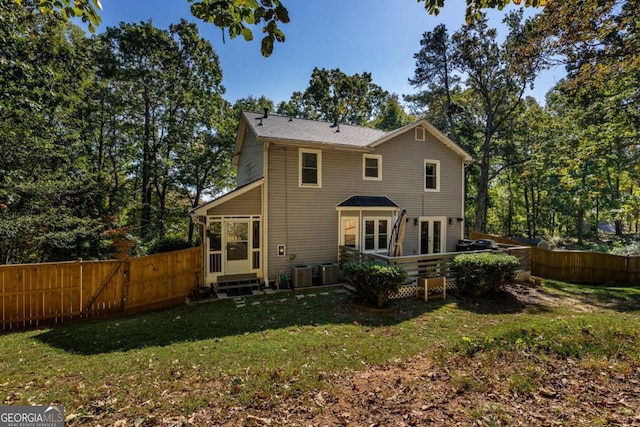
left=215, top=273, right=260, bottom=295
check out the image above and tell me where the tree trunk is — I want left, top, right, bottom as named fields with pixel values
left=577, top=207, right=585, bottom=245
left=474, top=131, right=491, bottom=233
left=524, top=183, right=531, bottom=238
left=140, top=92, right=152, bottom=240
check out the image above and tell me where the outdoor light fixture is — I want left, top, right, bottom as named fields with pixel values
left=414, top=218, right=418, bottom=226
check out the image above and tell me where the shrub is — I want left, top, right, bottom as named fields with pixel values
left=147, top=237, right=194, bottom=255
left=452, top=252, right=519, bottom=296
left=342, top=262, right=407, bottom=308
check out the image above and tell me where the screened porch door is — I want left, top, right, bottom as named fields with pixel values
left=419, top=217, right=446, bottom=254
left=225, top=220, right=250, bottom=275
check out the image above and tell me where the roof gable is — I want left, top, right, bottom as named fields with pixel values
left=190, top=178, right=263, bottom=216
left=368, top=120, right=473, bottom=162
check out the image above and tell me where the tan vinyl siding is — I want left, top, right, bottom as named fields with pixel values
left=266, top=127, right=465, bottom=279
left=372, top=128, right=464, bottom=255
left=236, top=130, right=264, bottom=186
left=206, top=186, right=262, bottom=216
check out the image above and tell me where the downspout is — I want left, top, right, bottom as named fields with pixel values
left=262, top=142, right=269, bottom=285
left=462, top=161, right=471, bottom=239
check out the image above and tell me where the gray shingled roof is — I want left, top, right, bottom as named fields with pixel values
left=243, top=111, right=388, bottom=148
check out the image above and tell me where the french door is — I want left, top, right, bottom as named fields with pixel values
left=419, top=217, right=446, bottom=254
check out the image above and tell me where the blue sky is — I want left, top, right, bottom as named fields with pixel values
left=95, top=0, right=564, bottom=106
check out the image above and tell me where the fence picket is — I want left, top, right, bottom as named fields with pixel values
left=1, top=247, right=202, bottom=331
left=470, top=231, right=639, bottom=285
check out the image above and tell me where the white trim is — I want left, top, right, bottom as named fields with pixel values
left=263, top=143, right=269, bottom=284
left=298, top=148, right=322, bottom=187
left=415, top=127, right=426, bottom=141
left=204, top=215, right=264, bottom=285
left=424, top=159, right=441, bottom=192
left=362, top=154, right=382, bottom=181
left=190, top=178, right=264, bottom=216
left=340, top=217, right=360, bottom=249
left=418, top=216, right=447, bottom=255
left=362, top=216, right=392, bottom=253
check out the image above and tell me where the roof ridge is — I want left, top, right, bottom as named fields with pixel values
left=242, top=110, right=386, bottom=132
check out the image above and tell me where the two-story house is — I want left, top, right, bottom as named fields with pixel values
left=191, top=110, right=472, bottom=290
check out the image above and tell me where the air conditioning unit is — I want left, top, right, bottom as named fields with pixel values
left=318, top=262, right=339, bottom=285
left=291, top=264, right=312, bottom=288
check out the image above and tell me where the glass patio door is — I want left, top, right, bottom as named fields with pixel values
left=419, top=217, right=446, bottom=254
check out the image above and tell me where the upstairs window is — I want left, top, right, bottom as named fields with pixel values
left=424, top=159, right=440, bottom=192
left=299, top=148, right=322, bottom=187
left=415, top=127, right=426, bottom=141
left=363, top=154, right=382, bottom=180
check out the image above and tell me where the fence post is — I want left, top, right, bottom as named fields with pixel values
left=121, top=258, right=130, bottom=312
left=77, top=258, right=83, bottom=321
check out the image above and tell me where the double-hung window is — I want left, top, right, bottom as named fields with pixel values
left=424, top=159, right=440, bottom=192
left=363, top=154, right=382, bottom=180
left=299, top=148, right=322, bottom=187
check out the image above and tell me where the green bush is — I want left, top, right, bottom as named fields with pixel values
left=452, top=252, right=520, bottom=296
left=147, top=237, right=194, bottom=255
left=342, top=262, right=407, bottom=308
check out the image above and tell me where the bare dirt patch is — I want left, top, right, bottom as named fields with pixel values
left=185, top=351, right=640, bottom=426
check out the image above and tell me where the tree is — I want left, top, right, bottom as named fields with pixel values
left=277, top=67, right=389, bottom=126
left=409, top=12, right=542, bottom=232
left=370, top=94, right=414, bottom=131
left=24, top=0, right=547, bottom=57
left=0, top=2, right=105, bottom=262
left=98, top=20, right=227, bottom=240
left=407, top=24, right=461, bottom=141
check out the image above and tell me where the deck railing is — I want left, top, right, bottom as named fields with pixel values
left=338, top=244, right=532, bottom=298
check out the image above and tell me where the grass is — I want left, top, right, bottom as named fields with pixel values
left=1, top=282, right=639, bottom=424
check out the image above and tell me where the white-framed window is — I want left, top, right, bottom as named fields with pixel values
left=363, top=154, right=382, bottom=181
left=341, top=217, right=359, bottom=248
left=363, top=217, right=391, bottom=252
left=299, top=148, right=322, bottom=187
left=415, top=127, right=426, bottom=141
left=424, top=159, right=440, bottom=192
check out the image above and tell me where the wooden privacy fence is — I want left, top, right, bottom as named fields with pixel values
left=470, top=231, right=640, bottom=285
left=1, top=247, right=202, bottom=331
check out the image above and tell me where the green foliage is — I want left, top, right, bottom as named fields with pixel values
left=189, top=0, right=290, bottom=57
left=276, top=67, right=389, bottom=126
left=146, top=237, right=194, bottom=255
left=452, top=252, right=519, bottom=296
left=342, top=262, right=407, bottom=308
left=0, top=6, right=231, bottom=263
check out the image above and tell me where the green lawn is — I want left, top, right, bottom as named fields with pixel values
left=1, top=282, right=639, bottom=425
